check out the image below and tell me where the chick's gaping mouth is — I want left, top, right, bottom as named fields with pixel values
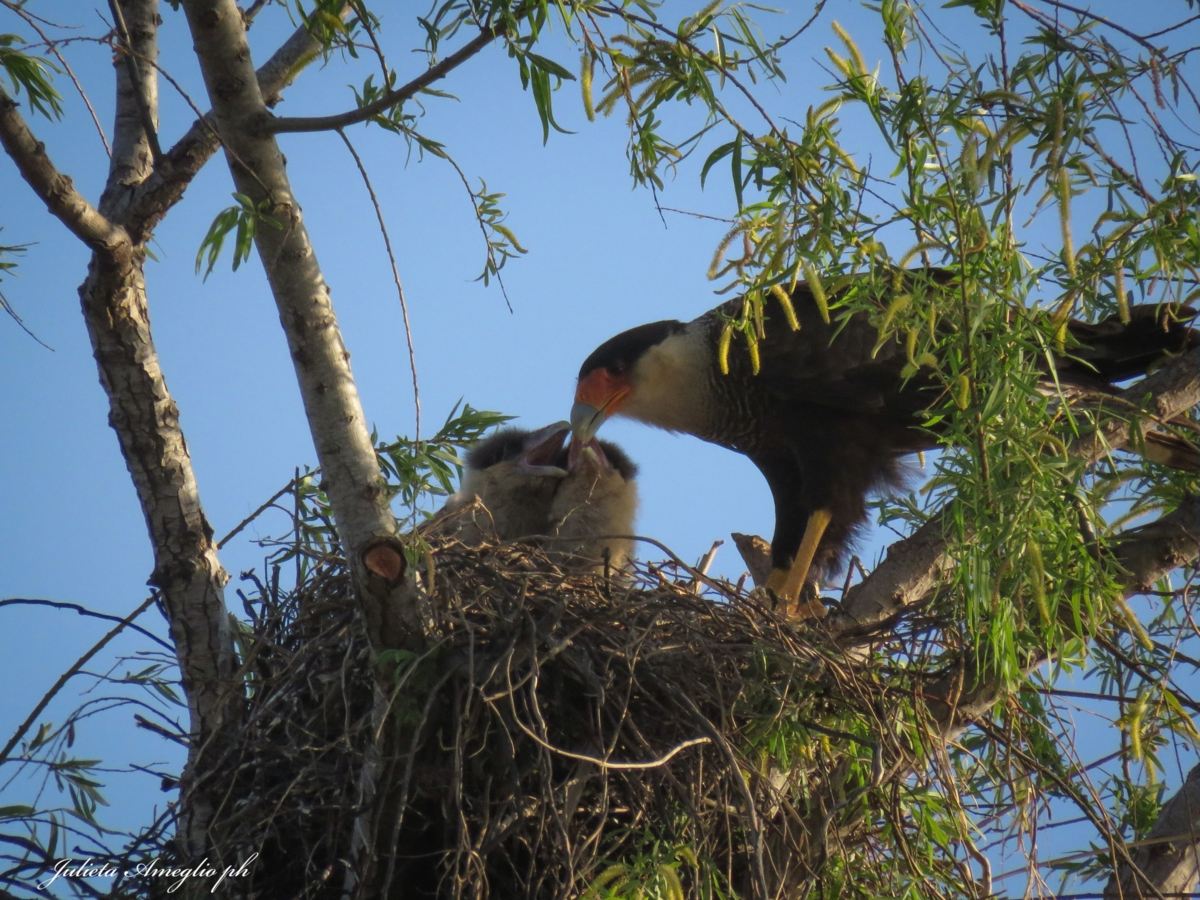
left=566, top=434, right=612, bottom=474
left=518, top=421, right=571, bottom=476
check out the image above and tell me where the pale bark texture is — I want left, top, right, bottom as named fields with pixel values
left=179, top=0, right=418, bottom=654
left=1105, top=764, right=1200, bottom=900
left=89, top=0, right=236, bottom=865
left=176, top=5, right=426, bottom=894
left=2, top=0, right=335, bottom=870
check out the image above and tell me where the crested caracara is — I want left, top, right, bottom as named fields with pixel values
left=570, top=279, right=1198, bottom=618
left=436, top=422, right=640, bottom=572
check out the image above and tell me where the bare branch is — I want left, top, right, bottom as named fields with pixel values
left=0, top=593, right=160, bottom=767
left=338, top=128, right=421, bottom=441
left=267, top=24, right=505, bottom=134
left=1071, top=353, right=1200, bottom=466
left=0, top=86, right=128, bottom=253
left=106, top=0, right=164, bottom=168
left=119, top=15, right=333, bottom=238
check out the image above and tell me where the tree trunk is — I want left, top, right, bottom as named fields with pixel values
left=178, top=0, right=419, bottom=653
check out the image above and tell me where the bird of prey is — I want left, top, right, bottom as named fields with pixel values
left=570, top=277, right=1198, bottom=618
left=436, top=422, right=639, bottom=572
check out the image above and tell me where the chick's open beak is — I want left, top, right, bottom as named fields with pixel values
left=566, top=434, right=612, bottom=474
left=518, top=421, right=571, bottom=476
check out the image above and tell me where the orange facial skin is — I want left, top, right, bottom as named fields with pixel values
left=574, top=368, right=633, bottom=418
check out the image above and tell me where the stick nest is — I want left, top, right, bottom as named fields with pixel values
left=170, top=538, right=892, bottom=900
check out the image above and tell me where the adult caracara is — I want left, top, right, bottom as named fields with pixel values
left=570, top=279, right=1198, bottom=618
left=437, top=422, right=639, bottom=572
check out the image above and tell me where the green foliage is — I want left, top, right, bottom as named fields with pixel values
left=376, top=399, right=512, bottom=512
left=0, top=33, right=62, bottom=119
left=5, top=1, right=1197, bottom=896
left=0, top=230, right=26, bottom=278
left=272, top=400, right=509, bottom=583
left=585, top=838, right=726, bottom=900
left=194, top=193, right=284, bottom=280
left=0, top=649, right=184, bottom=894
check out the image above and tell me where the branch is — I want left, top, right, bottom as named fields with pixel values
left=118, top=15, right=333, bottom=238
left=1070, top=353, right=1200, bottom=466
left=1104, top=764, right=1200, bottom=899
left=832, top=351, right=1200, bottom=635
left=0, top=593, right=159, bottom=767
left=106, top=0, right=164, bottom=168
left=267, top=23, right=505, bottom=134
left=0, top=86, right=128, bottom=253
left=926, top=500, right=1199, bottom=736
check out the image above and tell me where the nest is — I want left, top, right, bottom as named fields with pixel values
left=161, top=538, right=895, bottom=900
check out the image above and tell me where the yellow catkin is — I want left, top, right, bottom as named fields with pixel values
left=1117, top=597, right=1155, bottom=651
left=770, top=284, right=801, bottom=330
left=879, top=293, right=911, bottom=336
left=660, top=865, right=685, bottom=900
left=1053, top=313, right=1070, bottom=352
left=1058, top=167, right=1076, bottom=277
left=961, top=134, right=979, bottom=194
left=717, top=325, right=733, bottom=375
left=1026, top=539, right=1051, bottom=628
left=1115, top=264, right=1130, bottom=324
left=580, top=52, right=595, bottom=122
left=897, top=241, right=942, bottom=272
left=746, top=331, right=761, bottom=374
left=1127, top=694, right=1146, bottom=761
left=953, top=374, right=970, bottom=410
left=803, top=264, right=830, bottom=323
left=917, top=450, right=926, bottom=468
left=831, top=20, right=868, bottom=76
left=905, top=327, right=918, bottom=366
left=708, top=226, right=740, bottom=280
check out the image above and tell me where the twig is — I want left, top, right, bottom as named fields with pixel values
left=269, top=24, right=506, bottom=134
left=338, top=129, right=421, bottom=443
left=0, top=592, right=160, bottom=766
left=0, top=598, right=173, bottom=651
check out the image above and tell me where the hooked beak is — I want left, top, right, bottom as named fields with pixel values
left=570, top=401, right=608, bottom=445
left=571, top=368, right=632, bottom=443
left=518, top=421, right=571, bottom=477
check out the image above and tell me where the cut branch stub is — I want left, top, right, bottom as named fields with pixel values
left=363, top=537, right=407, bottom=582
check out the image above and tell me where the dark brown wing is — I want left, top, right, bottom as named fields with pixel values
left=1062, top=304, right=1198, bottom=386
left=711, top=281, right=1195, bottom=415
left=708, top=284, right=936, bottom=422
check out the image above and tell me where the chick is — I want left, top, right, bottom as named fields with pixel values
left=434, top=421, right=571, bottom=545
left=548, top=436, right=639, bottom=574
left=433, top=423, right=640, bottom=574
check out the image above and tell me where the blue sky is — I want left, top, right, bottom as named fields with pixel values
left=2, top=0, right=1196, bottom=895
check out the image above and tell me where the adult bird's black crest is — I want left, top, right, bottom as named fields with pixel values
left=571, top=272, right=1199, bottom=618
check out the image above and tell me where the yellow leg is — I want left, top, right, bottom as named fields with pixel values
left=776, top=509, right=832, bottom=619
